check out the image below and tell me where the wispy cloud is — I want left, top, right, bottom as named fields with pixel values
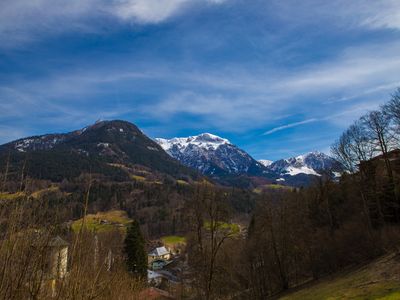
left=0, top=0, right=227, bottom=48
left=357, top=0, right=400, bottom=30
left=263, top=119, right=318, bottom=135
left=270, top=0, right=400, bottom=31
left=1, top=40, right=399, bottom=138
left=113, top=0, right=226, bottom=24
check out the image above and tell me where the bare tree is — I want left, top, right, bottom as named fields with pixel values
left=187, top=184, right=237, bottom=300
left=331, top=120, right=376, bottom=231
left=384, top=88, right=400, bottom=138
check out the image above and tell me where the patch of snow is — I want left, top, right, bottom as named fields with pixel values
left=286, top=166, right=321, bottom=176
left=156, top=133, right=230, bottom=152
left=259, top=159, right=273, bottom=167
left=276, top=178, right=285, bottom=182
left=147, top=146, right=159, bottom=151
left=14, top=138, right=34, bottom=151
left=97, top=143, right=110, bottom=148
left=119, top=128, right=124, bottom=132
left=333, top=171, right=342, bottom=178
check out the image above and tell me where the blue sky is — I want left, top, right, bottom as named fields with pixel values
left=1, top=0, right=400, bottom=160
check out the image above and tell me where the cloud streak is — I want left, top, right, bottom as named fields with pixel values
left=263, top=119, right=318, bottom=135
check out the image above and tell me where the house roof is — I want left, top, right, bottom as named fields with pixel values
left=149, top=246, right=169, bottom=257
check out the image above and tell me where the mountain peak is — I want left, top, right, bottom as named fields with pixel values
left=194, top=133, right=230, bottom=143
left=155, top=133, right=230, bottom=152
left=259, top=159, right=273, bottom=167
left=0, top=119, right=197, bottom=181
left=155, top=133, right=265, bottom=177
left=265, top=151, right=343, bottom=181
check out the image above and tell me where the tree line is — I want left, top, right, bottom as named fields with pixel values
left=183, top=89, right=400, bottom=299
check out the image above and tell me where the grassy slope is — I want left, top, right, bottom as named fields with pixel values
left=280, top=253, right=400, bottom=300
left=71, top=210, right=132, bottom=233
left=161, top=236, right=186, bottom=244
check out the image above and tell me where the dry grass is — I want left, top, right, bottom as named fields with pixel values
left=280, top=252, right=400, bottom=300
left=0, top=192, right=26, bottom=201
left=161, top=235, right=186, bottom=245
left=30, top=186, right=60, bottom=199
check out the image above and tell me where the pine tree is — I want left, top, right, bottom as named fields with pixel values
left=124, top=221, right=147, bottom=277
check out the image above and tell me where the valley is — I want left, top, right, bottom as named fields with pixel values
left=2, top=1, right=400, bottom=297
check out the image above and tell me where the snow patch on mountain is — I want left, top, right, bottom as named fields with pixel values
left=156, top=133, right=230, bottom=153
left=258, top=159, right=273, bottom=167
left=286, top=165, right=320, bottom=176
left=265, top=151, right=342, bottom=177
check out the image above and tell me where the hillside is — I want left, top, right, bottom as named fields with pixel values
left=0, top=120, right=199, bottom=182
left=279, top=252, right=400, bottom=300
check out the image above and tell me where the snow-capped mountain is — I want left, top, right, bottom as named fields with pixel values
left=263, top=151, right=343, bottom=184
left=156, top=133, right=343, bottom=187
left=155, top=133, right=267, bottom=177
left=0, top=120, right=199, bottom=180
left=259, top=160, right=273, bottom=167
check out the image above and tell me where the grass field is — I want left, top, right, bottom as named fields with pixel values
left=204, top=221, right=241, bottom=235
left=131, top=175, right=146, bottom=181
left=161, top=235, right=186, bottom=245
left=71, top=210, right=132, bottom=233
left=279, top=252, right=400, bottom=300
left=0, top=192, right=26, bottom=200
left=31, top=186, right=60, bottom=199
left=176, top=180, right=189, bottom=185
left=254, top=184, right=293, bottom=194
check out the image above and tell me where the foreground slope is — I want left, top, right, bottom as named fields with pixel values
left=279, top=252, right=400, bottom=300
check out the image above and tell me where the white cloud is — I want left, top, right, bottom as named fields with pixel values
left=271, top=0, right=400, bottom=31
left=356, top=0, right=400, bottom=30
left=144, top=42, right=400, bottom=131
left=112, top=0, right=189, bottom=23
left=2, top=40, right=399, bottom=136
left=263, top=119, right=318, bottom=135
left=0, top=0, right=227, bottom=48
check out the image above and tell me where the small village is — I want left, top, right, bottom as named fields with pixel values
left=43, top=229, right=188, bottom=300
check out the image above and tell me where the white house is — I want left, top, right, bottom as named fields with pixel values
left=148, top=246, right=171, bottom=263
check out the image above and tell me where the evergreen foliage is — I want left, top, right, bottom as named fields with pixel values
left=124, top=221, right=147, bottom=277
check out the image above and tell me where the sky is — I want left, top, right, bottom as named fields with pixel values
left=1, top=0, right=400, bottom=160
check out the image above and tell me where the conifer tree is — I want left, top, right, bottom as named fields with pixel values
left=124, top=221, right=147, bottom=277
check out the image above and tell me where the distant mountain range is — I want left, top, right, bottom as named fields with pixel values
left=0, top=120, right=343, bottom=187
left=265, top=151, right=343, bottom=186
left=156, top=133, right=343, bottom=186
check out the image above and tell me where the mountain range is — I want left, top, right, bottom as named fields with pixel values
left=156, top=133, right=343, bottom=187
left=0, top=120, right=343, bottom=187
left=0, top=120, right=198, bottom=182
